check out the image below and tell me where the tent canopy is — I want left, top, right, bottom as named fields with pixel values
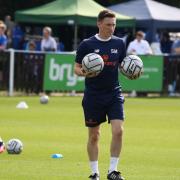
left=15, top=0, right=135, bottom=27
left=109, top=0, right=180, bottom=42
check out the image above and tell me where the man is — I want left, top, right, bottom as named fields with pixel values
left=74, top=10, right=135, bottom=180
left=127, top=31, right=152, bottom=55
left=41, top=26, right=57, bottom=52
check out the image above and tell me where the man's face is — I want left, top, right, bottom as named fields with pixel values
left=136, top=33, right=143, bottom=41
left=0, top=27, right=4, bottom=34
left=97, top=17, right=116, bottom=37
left=43, top=29, right=50, bottom=38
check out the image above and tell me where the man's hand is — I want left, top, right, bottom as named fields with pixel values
left=128, top=74, right=139, bottom=80
left=74, top=63, right=98, bottom=78
left=128, top=71, right=143, bottom=80
left=84, top=71, right=97, bottom=78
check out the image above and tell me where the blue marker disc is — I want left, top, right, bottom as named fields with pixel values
left=51, top=154, right=63, bottom=158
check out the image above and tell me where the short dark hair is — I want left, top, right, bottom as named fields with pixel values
left=97, top=10, right=116, bottom=21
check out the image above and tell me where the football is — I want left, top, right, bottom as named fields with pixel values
left=40, top=95, right=49, bottom=104
left=6, top=139, right=23, bottom=154
left=82, top=53, right=104, bottom=76
left=120, top=55, right=143, bottom=79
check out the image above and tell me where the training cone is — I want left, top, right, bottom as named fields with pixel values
left=16, top=101, right=29, bottom=109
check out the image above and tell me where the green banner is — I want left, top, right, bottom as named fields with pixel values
left=120, top=55, right=163, bottom=92
left=43, top=54, right=85, bottom=91
left=44, top=54, right=163, bottom=92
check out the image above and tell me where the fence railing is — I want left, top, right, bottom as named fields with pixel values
left=0, top=49, right=180, bottom=96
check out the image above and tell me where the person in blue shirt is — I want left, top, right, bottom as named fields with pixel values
left=0, top=23, right=7, bottom=50
left=12, top=23, right=24, bottom=50
left=74, top=10, right=138, bottom=180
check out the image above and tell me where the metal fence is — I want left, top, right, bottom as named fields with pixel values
left=0, top=49, right=180, bottom=96
left=163, top=55, right=180, bottom=95
left=0, top=51, right=10, bottom=91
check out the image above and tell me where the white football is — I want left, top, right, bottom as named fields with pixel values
left=6, top=139, right=23, bottom=154
left=82, top=53, right=104, bottom=76
left=120, top=55, right=143, bottom=79
left=40, top=95, right=49, bottom=104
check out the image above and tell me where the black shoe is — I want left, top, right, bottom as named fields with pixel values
left=89, top=173, right=100, bottom=180
left=107, top=171, right=124, bottom=180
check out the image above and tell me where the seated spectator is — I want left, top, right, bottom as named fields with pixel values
left=41, top=26, right=57, bottom=52
left=127, top=31, right=153, bottom=55
left=160, top=32, right=173, bottom=54
left=0, top=23, right=7, bottom=50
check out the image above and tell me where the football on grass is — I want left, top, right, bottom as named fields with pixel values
left=40, top=95, right=49, bottom=104
left=6, top=139, right=23, bottom=154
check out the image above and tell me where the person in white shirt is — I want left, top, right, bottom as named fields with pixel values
left=41, top=26, right=57, bottom=52
left=127, top=31, right=152, bottom=55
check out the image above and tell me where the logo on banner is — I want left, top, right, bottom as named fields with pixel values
left=49, top=58, right=84, bottom=86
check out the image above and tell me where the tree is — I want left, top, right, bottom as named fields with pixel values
left=0, top=0, right=54, bottom=19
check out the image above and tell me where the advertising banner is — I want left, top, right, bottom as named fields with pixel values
left=43, top=54, right=84, bottom=91
left=120, top=55, right=163, bottom=92
left=44, top=54, right=163, bottom=92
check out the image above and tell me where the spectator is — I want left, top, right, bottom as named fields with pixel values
left=26, top=40, right=36, bottom=51
left=23, top=40, right=43, bottom=94
left=41, top=26, right=57, bottom=52
left=127, top=31, right=153, bottom=55
left=4, top=15, right=15, bottom=47
left=4, top=15, right=14, bottom=32
left=160, top=32, right=173, bottom=54
left=0, top=23, right=7, bottom=50
left=12, top=23, right=24, bottom=49
left=127, top=31, right=153, bottom=97
left=171, top=36, right=180, bottom=55
left=58, top=41, right=65, bottom=51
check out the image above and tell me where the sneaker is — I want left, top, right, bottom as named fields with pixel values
left=89, top=173, right=100, bottom=180
left=107, top=171, right=124, bottom=180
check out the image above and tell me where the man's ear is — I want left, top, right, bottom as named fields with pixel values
left=97, top=21, right=100, bottom=28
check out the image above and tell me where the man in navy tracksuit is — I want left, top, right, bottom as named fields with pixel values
left=74, top=10, right=130, bottom=180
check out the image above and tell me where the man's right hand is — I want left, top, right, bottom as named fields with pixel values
left=74, top=63, right=97, bottom=78
left=81, top=68, right=97, bottom=78
left=84, top=71, right=97, bottom=78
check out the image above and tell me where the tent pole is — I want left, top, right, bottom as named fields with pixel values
left=74, top=24, right=78, bottom=50
left=132, top=26, right=135, bottom=37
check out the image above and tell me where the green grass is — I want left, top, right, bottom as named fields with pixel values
left=0, top=97, right=180, bottom=180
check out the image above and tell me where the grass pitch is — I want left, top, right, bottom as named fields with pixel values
left=0, top=96, right=180, bottom=180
